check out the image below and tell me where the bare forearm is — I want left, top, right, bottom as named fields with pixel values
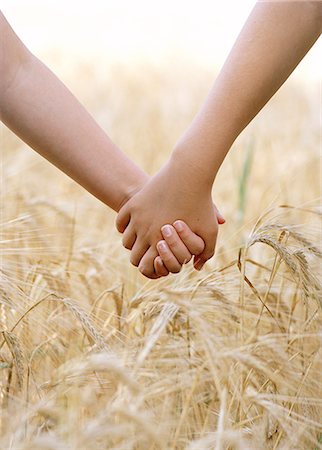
left=173, top=1, right=322, bottom=185
left=0, top=13, right=147, bottom=211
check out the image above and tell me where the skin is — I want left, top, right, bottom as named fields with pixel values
left=117, top=0, right=322, bottom=279
left=0, top=11, right=147, bottom=213
left=0, top=10, right=223, bottom=278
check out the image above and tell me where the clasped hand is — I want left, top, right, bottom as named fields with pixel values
left=116, top=158, right=224, bottom=279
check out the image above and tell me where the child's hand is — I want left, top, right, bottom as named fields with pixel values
left=153, top=222, right=205, bottom=277
left=153, top=216, right=224, bottom=277
left=116, top=157, right=222, bottom=279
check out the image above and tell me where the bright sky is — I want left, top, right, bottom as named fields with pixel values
left=1, top=0, right=321, bottom=81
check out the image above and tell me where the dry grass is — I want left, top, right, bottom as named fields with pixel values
left=0, top=60, right=321, bottom=449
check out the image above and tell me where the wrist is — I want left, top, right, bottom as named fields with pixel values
left=170, top=142, right=216, bottom=191
left=117, top=171, right=149, bottom=212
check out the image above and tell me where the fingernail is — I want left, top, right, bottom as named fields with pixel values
left=218, top=212, right=225, bottom=224
left=162, top=225, right=172, bottom=237
left=157, top=241, right=167, bottom=252
left=174, top=221, right=184, bottom=232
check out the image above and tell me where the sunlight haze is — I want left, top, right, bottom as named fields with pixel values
left=1, top=0, right=320, bottom=81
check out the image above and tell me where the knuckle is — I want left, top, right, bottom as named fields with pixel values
left=122, top=237, right=131, bottom=250
left=116, top=209, right=128, bottom=227
left=130, top=256, right=140, bottom=267
left=115, top=219, right=123, bottom=233
left=139, top=266, right=154, bottom=277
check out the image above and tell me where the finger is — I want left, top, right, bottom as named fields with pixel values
left=138, top=247, right=159, bottom=279
left=157, top=240, right=182, bottom=273
left=161, top=225, right=191, bottom=264
left=154, top=256, right=169, bottom=277
left=130, top=239, right=150, bottom=267
left=122, top=225, right=136, bottom=250
left=193, top=227, right=218, bottom=270
left=173, top=221, right=205, bottom=255
left=213, top=204, right=225, bottom=225
left=193, top=247, right=215, bottom=271
left=115, top=205, right=131, bottom=233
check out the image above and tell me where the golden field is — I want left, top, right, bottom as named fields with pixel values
left=0, top=59, right=321, bottom=449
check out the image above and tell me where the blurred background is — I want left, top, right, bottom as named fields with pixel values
left=2, top=0, right=320, bottom=78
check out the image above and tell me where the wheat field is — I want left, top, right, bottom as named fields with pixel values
left=0, top=59, right=321, bottom=450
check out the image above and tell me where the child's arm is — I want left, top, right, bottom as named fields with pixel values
left=0, top=10, right=147, bottom=212
left=117, top=0, right=322, bottom=278
left=0, top=10, right=207, bottom=278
